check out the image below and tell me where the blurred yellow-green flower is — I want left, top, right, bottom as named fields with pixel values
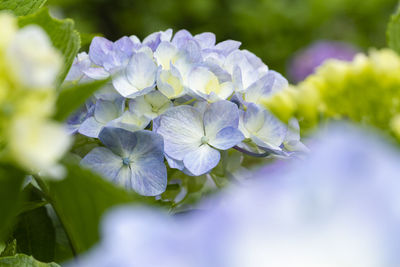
left=0, top=13, right=71, bottom=176
left=262, top=49, right=400, bottom=139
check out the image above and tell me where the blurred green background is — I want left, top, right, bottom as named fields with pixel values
left=48, top=0, right=399, bottom=76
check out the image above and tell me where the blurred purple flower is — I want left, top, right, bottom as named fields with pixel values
left=69, top=124, right=400, bottom=267
left=288, top=41, right=359, bottom=83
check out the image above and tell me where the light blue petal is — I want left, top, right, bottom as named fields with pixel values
left=204, top=100, right=240, bottom=138
left=165, top=154, right=184, bottom=170
left=79, top=116, right=103, bottom=138
left=208, top=127, right=244, bottom=150
left=164, top=156, right=195, bottom=176
left=129, top=131, right=167, bottom=196
left=94, top=98, right=125, bottom=124
left=156, top=106, right=204, bottom=160
left=244, top=104, right=287, bottom=151
left=98, top=127, right=138, bottom=157
left=89, top=37, right=113, bottom=66
left=183, top=144, right=220, bottom=176
left=81, top=147, right=122, bottom=181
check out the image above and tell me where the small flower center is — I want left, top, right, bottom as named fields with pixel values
left=201, top=136, right=209, bottom=144
left=122, top=157, right=131, bottom=166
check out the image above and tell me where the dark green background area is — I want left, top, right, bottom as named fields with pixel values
left=48, top=0, right=398, bottom=76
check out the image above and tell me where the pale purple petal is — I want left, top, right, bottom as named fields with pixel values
left=81, top=147, right=122, bottom=181
left=98, top=127, right=138, bottom=157
left=194, top=32, right=216, bottom=49
left=204, top=100, right=240, bottom=138
left=143, top=29, right=173, bottom=51
left=83, top=67, right=110, bottom=80
left=114, top=36, right=134, bottom=57
left=79, top=117, right=104, bottom=138
left=172, top=30, right=194, bottom=48
left=208, top=127, right=244, bottom=150
left=125, top=52, right=157, bottom=90
left=156, top=106, right=204, bottom=160
left=89, top=37, right=113, bottom=66
left=242, top=71, right=289, bottom=105
left=214, top=40, right=241, bottom=55
left=165, top=154, right=185, bottom=171
left=183, top=145, right=220, bottom=176
left=243, top=104, right=287, bottom=151
left=129, top=131, right=167, bottom=196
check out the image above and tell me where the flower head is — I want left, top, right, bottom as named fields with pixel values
left=238, top=104, right=287, bottom=154
left=156, top=100, right=244, bottom=176
left=81, top=127, right=167, bottom=196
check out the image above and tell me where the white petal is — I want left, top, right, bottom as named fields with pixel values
left=154, top=41, right=178, bottom=70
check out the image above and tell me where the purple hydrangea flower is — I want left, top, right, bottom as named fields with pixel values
left=288, top=41, right=359, bottom=83
left=81, top=127, right=167, bottom=196
left=155, top=100, right=244, bottom=176
left=238, top=103, right=287, bottom=154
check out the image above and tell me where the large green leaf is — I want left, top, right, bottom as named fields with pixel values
left=0, top=0, right=46, bottom=16
left=0, top=254, right=59, bottom=267
left=54, top=79, right=109, bottom=122
left=0, top=165, right=25, bottom=242
left=39, top=163, right=149, bottom=253
left=13, top=185, right=55, bottom=262
left=18, top=8, right=80, bottom=87
left=388, top=3, right=400, bottom=54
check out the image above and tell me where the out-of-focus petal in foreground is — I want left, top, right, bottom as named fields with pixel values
left=69, top=124, right=400, bottom=267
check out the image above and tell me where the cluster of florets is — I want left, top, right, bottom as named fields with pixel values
left=67, top=29, right=306, bottom=196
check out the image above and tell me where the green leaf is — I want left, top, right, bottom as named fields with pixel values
left=0, top=165, right=25, bottom=242
left=39, top=162, right=149, bottom=253
left=53, top=79, right=109, bottom=122
left=13, top=185, right=55, bottom=262
left=0, top=0, right=47, bottom=16
left=388, top=4, right=400, bottom=54
left=18, top=8, right=80, bottom=87
left=0, top=240, right=16, bottom=257
left=0, top=254, right=59, bottom=267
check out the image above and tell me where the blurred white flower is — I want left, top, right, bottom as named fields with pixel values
left=9, top=118, right=71, bottom=175
left=6, top=25, right=62, bottom=89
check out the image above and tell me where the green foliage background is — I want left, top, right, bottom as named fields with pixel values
left=48, top=0, right=398, bottom=76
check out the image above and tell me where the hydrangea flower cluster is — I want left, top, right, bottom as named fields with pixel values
left=67, top=29, right=306, bottom=196
left=0, top=13, right=71, bottom=175
left=263, top=49, right=400, bottom=138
